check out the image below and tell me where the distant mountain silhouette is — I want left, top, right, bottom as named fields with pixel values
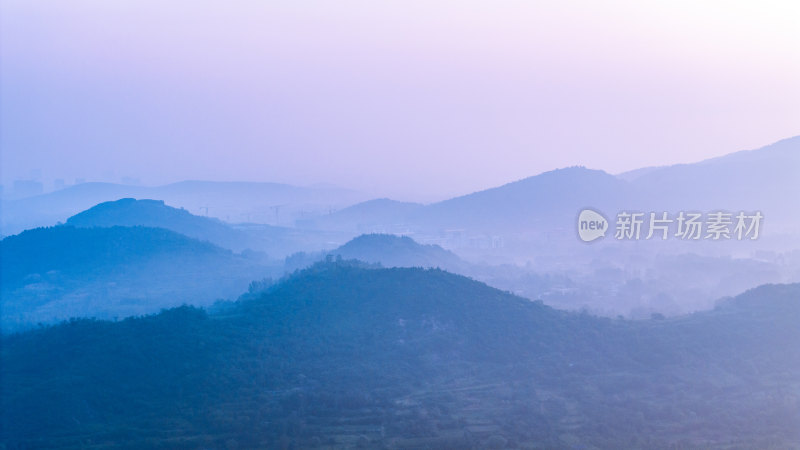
left=282, top=233, right=467, bottom=274
left=63, top=198, right=352, bottom=256
left=422, top=166, right=631, bottom=231
left=330, top=233, right=465, bottom=270
left=293, top=137, right=800, bottom=251
left=301, top=167, right=631, bottom=234
left=2, top=262, right=798, bottom=448
left=4, top=137, right=797, bottom=240
left=0, top=226, right=276, bottom=330
left=624, top=135, right=800, bottom=226
left=0, top=180, right=368, bottom=236
left=619, top=135, right=800, bottom=181
left=66, top=198, right=252, bottom=250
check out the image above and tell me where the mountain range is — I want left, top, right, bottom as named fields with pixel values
left=331, top=234, right=465, bottom=270
left=0, top=225, right=278, bottom=331
left=309, top=136, right=800, bottom=239
left=0, top=180, right=368, bottom=236
left=5, top=195, right=795, bottom=329
left=3, top=136, right=799, bottom=447
left=3, top=262, right=798, bottom=448
left=4, top=137, right=797, bottom=244
left=63, top=197, right=353, bottom=256
left=1, top=208, right=472, bottom=330
left=66, top=198, right=250, bottom=250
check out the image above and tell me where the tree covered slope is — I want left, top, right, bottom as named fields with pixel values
left=2, top=262, right=798, bottom=448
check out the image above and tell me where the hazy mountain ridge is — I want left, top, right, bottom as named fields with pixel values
left=2, top=263, right=798, bottom=448
left=330, top=234, right=465, bottom=270
left=625, top=136, right=800, bottom=225
left=0, top=225, right=226, bottom=289
left=618, top=135, right=800, bottom=179
left=286, top=138, right=800, bottom=319
left=61, top=197, right=296, bottom=254
left=0, top=225, right=278, bottom=331
left=8, top=195, right=794, bottom=327
left=62, top=197, right=354, bottom=256
left=5, top=137, right=798, bottom=243
left=5, top=134, right=799, bottom=326
left=304, top=137, right=800, bottom=238
left=0, top=180, right=369, bottom=236
left=66, top=198, right=248, bottom=250
left=422, top=166, right=633, bottom=230
left=281, top=233, right=468, bottom=276
left=305, top=167, right=632, bottom=234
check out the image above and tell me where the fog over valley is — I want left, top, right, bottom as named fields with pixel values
left=2, top=1, right=799, bottom=447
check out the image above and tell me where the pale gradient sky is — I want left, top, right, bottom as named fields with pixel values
left=1, top=0, right=798, bottom=201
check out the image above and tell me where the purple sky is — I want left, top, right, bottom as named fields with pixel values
left=2, top=0, right=798, bottom=201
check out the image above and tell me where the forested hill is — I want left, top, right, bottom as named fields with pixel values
left=0, top=226, right=274, bottom=330
left=1, top=225, right=226, bottom=290
left=2, top=262, right=799, bottom=448
left=329, top=233, right=466, bottom=270
left=65, top=198, right=245, bottom=250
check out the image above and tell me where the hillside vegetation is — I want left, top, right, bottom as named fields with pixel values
left=3, top=262, right=798, bottom=448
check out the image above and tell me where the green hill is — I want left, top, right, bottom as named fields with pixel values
left=67, top=198, right=243, bottom=244
left=62, top=197, right=351, bottom=256
left=331, top=233, right=466, bottom=270
left=2, top=263, right=798, bottom=448
left=65, top=198, right=264, bottom=251
left=0, top=226, right=276, bottom=330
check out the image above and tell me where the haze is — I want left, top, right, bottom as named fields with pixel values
left=2, top=0, right=799, bottom=200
